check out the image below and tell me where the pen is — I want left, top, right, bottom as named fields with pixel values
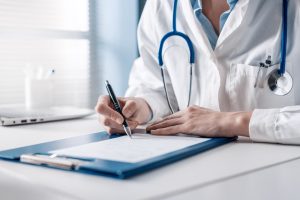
left=105, top=80, right=132, bottom=139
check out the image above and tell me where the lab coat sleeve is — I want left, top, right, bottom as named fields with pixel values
left=125, top=0, right=177, bottom=122
left=249, top=106, right=300, bottom=145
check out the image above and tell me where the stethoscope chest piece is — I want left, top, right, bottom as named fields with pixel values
left=268, top=69, right=293, bottom=96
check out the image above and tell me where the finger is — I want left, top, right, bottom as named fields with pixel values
left=163, top=110, right=185, bottom=120
left=118, top=97, right=135, bottom=107
left=100, top=117, right=122, bottom=129
left=146, top=117, right=183, bottom=132
left=118, top=97, right=127, bottom=107
left=105, top=121, right=138, bottom=134
left=96, top=96, right=123, bottom=124
left=150, top=125, right=183, bottom=135
left=122, top=100, right=137, bottom=118
left=96, top=95, right=111, bottom=108
left=100, top=117, right=138, bottom=130
left=105, top=127, right=126, bottom=134
left=150, top=112, right=183, bottom=127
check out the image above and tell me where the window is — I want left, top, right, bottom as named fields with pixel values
left=0, top=0, right=92, bottom=107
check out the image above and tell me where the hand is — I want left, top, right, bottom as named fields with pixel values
left=146, top=105, right=252, bottom=138
left=95, top=96, right=152, bottom=134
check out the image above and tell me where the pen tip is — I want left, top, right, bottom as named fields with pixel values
left=124, top=126, right=133, bottom=139
left=105, top=80, right=109, bottom=85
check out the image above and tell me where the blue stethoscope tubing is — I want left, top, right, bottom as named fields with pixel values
left=267, top=0, right=293, bottom=96
left=158, top=0, right=194, bottom=113
left=158, top=0, right=195, bottom=66
left=158, top=0, right=290, bottom=113
left=280, top=0, right=288, bottom=76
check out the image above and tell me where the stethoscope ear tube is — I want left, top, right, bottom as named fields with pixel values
left=161, top=67, right=175, bottom=114
left=160, top=63, right=193, bottom=114
left=187, top=63, right=193, bottom=107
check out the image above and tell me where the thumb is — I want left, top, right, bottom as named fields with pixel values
left=118, top=97, right=127, bottom=108
left=122, top=100, right=138, bottom=119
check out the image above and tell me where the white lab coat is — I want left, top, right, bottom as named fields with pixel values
left=125, top=0, right=300, bottom=144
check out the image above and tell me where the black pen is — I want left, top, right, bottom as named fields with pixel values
left=105, top=80, right=132, bottom=138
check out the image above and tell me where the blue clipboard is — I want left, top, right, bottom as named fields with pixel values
left=0, top=132, right=237, bottom=179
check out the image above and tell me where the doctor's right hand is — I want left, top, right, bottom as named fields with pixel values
left=95, top=95, right=152, bottom=134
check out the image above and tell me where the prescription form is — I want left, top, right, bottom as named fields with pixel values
left=52, top=134, right=209, bottom=163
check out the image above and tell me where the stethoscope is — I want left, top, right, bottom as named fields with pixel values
left=158, top=0, right=292, bottom=114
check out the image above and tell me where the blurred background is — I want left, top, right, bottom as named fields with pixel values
left=0, top=0, right=147, bottom=108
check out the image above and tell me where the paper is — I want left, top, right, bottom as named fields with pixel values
left=52, top=133, right=209, bottom=163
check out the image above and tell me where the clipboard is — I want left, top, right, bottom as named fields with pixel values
left=0, top=132, right=237, bottom=179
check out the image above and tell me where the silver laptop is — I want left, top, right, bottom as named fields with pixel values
left=0, top=105, right=94, bottom=126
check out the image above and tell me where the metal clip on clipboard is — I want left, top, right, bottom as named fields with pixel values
left=20, top=153, right=92, bottom=170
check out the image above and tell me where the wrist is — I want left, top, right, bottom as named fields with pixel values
left=222, top=112, right=252, bottom=137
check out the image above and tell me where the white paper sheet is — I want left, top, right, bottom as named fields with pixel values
left=52, top=134, right=209, bottom=163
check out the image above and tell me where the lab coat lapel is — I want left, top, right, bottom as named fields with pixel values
left=181, top=0, right=214, bottom=59
left=216, top=0, right=250, bottom=49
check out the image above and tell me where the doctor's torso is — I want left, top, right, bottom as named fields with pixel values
left=128, top=0, right=300, bottom=113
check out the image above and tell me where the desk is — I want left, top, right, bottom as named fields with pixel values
left=163, top=156, right=300, bottom=200
left=0, top=115, right=300, bottom=200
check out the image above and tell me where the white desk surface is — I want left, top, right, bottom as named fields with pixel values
left=0, top=115, right=299, bottom=200
left=164, top=155, right=300, bottom=200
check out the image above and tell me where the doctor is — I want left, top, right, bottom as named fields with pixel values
left=96, top=0, right=300, bottom=145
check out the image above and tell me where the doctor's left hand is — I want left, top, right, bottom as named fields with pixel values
left=146, top=106, right=252, bottom=138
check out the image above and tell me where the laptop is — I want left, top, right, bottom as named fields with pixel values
left=0, top=105, right=94, bottom=126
